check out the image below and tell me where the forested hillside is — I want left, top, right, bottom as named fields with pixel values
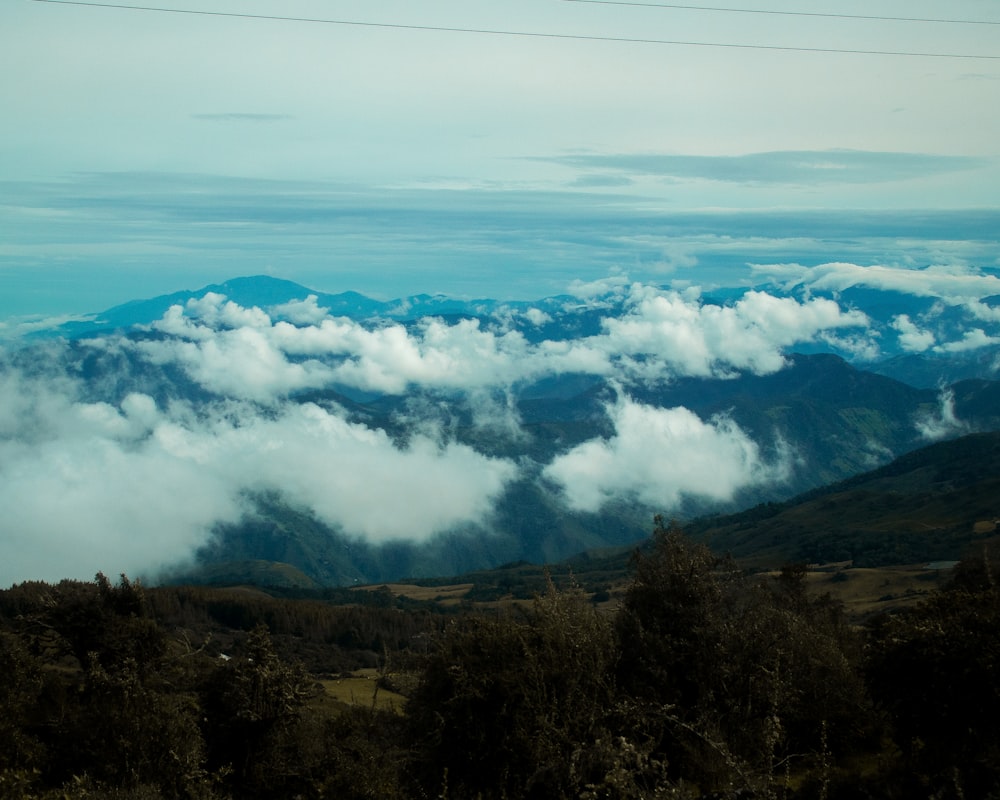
left=689, top=430, right=1000, bottom=567
left=2, top=520, right=998, bottom=799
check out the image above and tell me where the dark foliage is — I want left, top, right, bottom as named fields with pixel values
left=614, top=520, right=873, bottom=794
left=689, top=431, right=1000, bottom=568
left=865, top=545, right=1000, bottom=798
left=0, top=530, right=996, bottom=798
left=404, top=579, right=620, bottom=799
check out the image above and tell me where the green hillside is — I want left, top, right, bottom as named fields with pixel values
left=689, top=431, right=1000, bottom=568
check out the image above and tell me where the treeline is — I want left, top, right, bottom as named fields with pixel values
left=147, top=583, right=444, bottom=673
left=1, top=520, right=998, bottom=799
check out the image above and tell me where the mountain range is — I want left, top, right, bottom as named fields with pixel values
left=5, top=274, right=1000, bottom=587
left=48, top=274, right=1000, bottom=390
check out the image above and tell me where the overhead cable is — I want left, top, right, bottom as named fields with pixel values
left=30, top=0, right=1000, bottom=60
left=559, top=0, right=1000, bottom=27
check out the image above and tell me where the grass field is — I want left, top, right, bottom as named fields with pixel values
left=351, top=582, right=475, bottom=604
left=801, top=563, right=954, bottom=620
left=317, top=670, right=408, bottom=713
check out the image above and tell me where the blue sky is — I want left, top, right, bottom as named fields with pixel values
left=2, top=0, right=999, bottom=318
left=3, top=0, right=1000, bottom=583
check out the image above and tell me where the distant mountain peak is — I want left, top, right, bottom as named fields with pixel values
left=215, top=274, right=314, bottom=292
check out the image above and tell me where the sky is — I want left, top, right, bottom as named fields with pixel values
left=2, top=0, right=1000, bottom=319
left=2, top=1, right=1000, bottom=585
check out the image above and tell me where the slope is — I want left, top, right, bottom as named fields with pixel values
left=688, top=431, right=1000, bottom=568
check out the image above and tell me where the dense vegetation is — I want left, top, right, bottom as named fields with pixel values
left=689, top=430, right=1000, bottom=569
left=1, top=520, right=998, bottom=799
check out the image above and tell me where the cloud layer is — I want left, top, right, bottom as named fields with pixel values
left=130, top=282, right=868, bottom=401
left=544, top=150, right=986, bottom=186
left=2, top=271, right=996, bottom=586
left=0, top=365, right=516, bottom=585
left=543, top=396, right=788, bottom=512
left=4, top=171, right=999, bottom=322
left=753, top=262, right=1000, bottom=305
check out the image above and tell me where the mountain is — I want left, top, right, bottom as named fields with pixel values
left=628, top=353, right=938, bottom=490
left=172, top=429, right=1000, bottom=588
left=38, top=275, right=1000, bottom=387
left=163, top=359, right=1000, bottom=587
left=7, top=275, right=1000, bottom=589
left=868, top=348, right=1000, bottom=389
left=167, top=479, right=654, bottom=589
left=688, top=431, right=1000, bottom=568
left=58, top=276, right=990, bottom=495
left=52, top=277, right=385, bottom=337
left=48, top=275, right=531, bottom=338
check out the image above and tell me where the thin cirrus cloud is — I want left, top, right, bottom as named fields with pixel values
left=542, top=149, right=987, bottom=185
left=191, top=113, right=295, bottom=123
left=3, top=170, right=999, bottom=320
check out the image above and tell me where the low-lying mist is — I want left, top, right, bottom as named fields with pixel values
left=2, top=272, right=996, bottom=586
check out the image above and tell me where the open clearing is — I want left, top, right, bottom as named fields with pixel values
left=318, top=670, right=408, bottom=713
left=350, top=563, right=959, bottom=623
left=802, top=563, right=954, bottom=620
left=352, top=582, right=474, bottom=604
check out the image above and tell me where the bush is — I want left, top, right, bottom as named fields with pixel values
left=405, top=579, right=618, bottom=799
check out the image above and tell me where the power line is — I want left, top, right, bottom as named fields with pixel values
left=30, top=0, right=1000, bottom=60
left=559, top=0, right=1000, bottom=27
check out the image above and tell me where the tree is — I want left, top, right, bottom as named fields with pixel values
left=0, top=631, right=43, bottom=775
left=42, top=574, right=165, bottom=675
left=615, top=519, right=871, bottom=795
left=405, top=578, right=623, bottom=799
left=200, top=624, right=315, bottom=799
left=63, top=654, right=210, bottom=798
left=866, top=547, right=1000, bottom=797
left=616, top=518, right=734, bottom=709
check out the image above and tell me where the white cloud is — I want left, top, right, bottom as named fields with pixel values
left=0, top=379, right=245, bottom=586
left=126, top=282, right=874, bottom=402
left=522, top=307, right=552, bottom=326
left=0, top=366, right=75, bottom=440
left=543, top=395, right=788, bottom=513
left=191, top=402, right=518, bottom=542
left=0, top=366, right=519, bottom=586
left=0, top=278, right=896, bottom=586
left=892, top=314, right=936, bottom=352
left=915, top=388, right=967, bottom=441
left=0, top=313, right=97, bottom=339
left=2, top=272, right=992, bottom=587
left=566, top=274, right=631, bottom=302
left=753, top=262, right=1000, bottom=305
left=966, top=300, right=1000, bottom=323
left=820, top=331, right=883, bottom=361
left=270, top=294, right=330, bottom=325
left=934, top=328, right=1000, bottom=353
left=138, top=326, right=335, bottom=402
left=185, top=292, right=272, bottom=329
left=599, top=286, right=868, bottom=380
